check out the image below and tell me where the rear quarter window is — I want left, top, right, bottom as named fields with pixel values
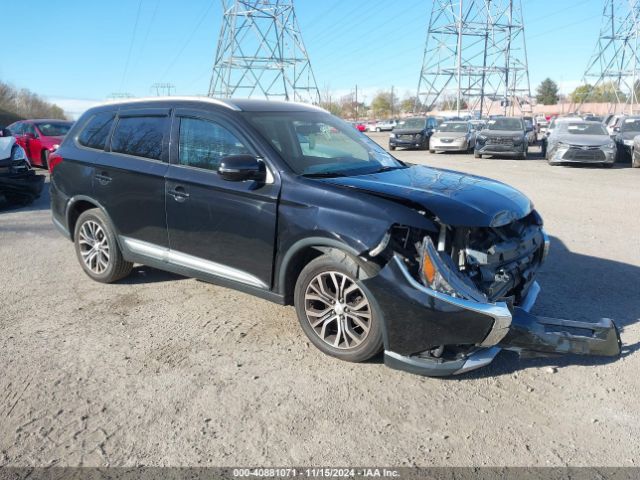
left=111, top=116, right=165, bottom=160
left=78, top=113, right=115, bottom=150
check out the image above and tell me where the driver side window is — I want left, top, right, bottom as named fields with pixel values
left=178, top=117, right=251, bottom=172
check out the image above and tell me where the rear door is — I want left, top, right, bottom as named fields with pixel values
left=95, top=109, right=170, bottom=248
left=165, top=109, right=280, bottom=290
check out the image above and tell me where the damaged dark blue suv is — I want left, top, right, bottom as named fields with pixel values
left=50, top=98, right=621, bottom=376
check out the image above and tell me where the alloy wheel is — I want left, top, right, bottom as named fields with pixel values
left=78, top=220, right=110, bottom=274
left=304, top=271, right=372, bottom=350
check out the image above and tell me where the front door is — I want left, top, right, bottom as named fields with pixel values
left=165, top=109, right=280, bottom=290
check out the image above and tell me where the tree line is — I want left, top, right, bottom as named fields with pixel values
left=0, top=79, right=68, bottom=127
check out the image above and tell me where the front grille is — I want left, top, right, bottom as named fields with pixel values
left=563, top=147, right=605, bottom=161
left=399, top=134, right=415, bottom=140
left=487, top=136, right=513, bottom=146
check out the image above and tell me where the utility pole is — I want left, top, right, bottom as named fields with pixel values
left=209, top=0, right=320, bottom=103
left=416, top=0, right=531, bottom=118
left=355, top=85, right=359, bottom=122
left=150, top=83, right=176, bottom=96
left=580, top=0, right=640, bottom=114
left=391, top=85, right=395, bottom=118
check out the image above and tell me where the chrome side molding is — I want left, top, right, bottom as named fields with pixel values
left=121, top=237, right=268, bottom=289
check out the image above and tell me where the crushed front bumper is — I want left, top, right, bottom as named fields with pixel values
left=0, top=172, right=45, bottom=205
left=366, top=256, right=621, bottom=377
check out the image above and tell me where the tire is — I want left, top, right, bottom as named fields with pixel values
left=41, top=150, right=49, bottom=169
left=376, top=128, right=381, bottom=132
left=633, top=151, right=640, bottom=168
left=389, top=145, right=396, bottom=151
left=294, top=251, right=383, bottom=363
left=429, top=149, right=435, bottom=154
left=602, top=163, right=614, bottom=168
left=74, top=208, right=133, bottom=283
left=474, top=153, right=481, bottom=159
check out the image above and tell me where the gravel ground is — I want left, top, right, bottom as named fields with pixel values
left=1, top=136, right=639, bottom=467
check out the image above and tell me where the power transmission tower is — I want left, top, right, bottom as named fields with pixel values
left=415, top=0, right=532, bottom=117
left=208, top=0, right=320, bottom=104
left=150, top=83, right=176, bottom=96
left=580, top=0, right=640, bottom=114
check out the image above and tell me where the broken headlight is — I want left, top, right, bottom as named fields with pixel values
left=419, top=236, right=487, bottom=303
left=11, top=145, right=27, bottom=162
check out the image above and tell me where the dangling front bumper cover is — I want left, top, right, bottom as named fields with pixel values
left=363, top=256, right=621, bottom=377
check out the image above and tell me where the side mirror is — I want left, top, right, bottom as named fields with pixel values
left=218, top=154, right=266, bottom=182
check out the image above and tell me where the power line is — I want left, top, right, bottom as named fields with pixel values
left=120, top=0, right=144, bottom=91
left=160, top=0, right=215, bottom=81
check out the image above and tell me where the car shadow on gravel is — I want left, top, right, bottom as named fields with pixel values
left=121, top=266, right=186, bottom=285
left=456, top=235, right=640, bottom=378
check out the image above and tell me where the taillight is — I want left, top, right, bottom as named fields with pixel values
left=49, top=151, right=63, bottom=173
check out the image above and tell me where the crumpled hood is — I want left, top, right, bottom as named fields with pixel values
left=554, top=134, right=611, bottom=146
left=320, top=165, right=532, bottom=227
left=0, top=137, right=16, bottom=161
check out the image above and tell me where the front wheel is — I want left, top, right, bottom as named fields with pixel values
left=474, top=152, right=481, bottom=159
left=294, top=252, right=383, bottom=363
left=375, top=128, right=381, bottom=132
left=389, top=145, right=396, bottom=151
left=74, top=209, right=133, bottom=283
left=632, top=150, right=640, bottom=168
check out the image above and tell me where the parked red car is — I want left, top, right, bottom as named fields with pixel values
left=7, top=119, right=73, bottom=169
left=355, top=123, right=367, bottom=132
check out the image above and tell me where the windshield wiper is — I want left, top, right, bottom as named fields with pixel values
left=302, top=172, right=348, bottom=178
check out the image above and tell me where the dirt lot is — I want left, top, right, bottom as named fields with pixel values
left=1, top=135, right=639, bottom=467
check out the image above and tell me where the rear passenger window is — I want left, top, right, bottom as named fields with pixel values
left=178, top=117, right=250, bottom=171
left=111, top=116, right=165, bottom=160
left=78, top=113, right=114, bottom=150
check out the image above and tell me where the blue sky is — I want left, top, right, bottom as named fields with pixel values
left=0, top=0, right=603, bottom=117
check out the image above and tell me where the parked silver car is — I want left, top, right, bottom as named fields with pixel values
left=547, top=121, right=616, bottom=167
left=429, top=121, right=476, bottom=153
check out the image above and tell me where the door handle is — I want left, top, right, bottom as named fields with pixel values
left=168, top=186, right=190, bottom=202
left=95, top=172, right=112, bottom=185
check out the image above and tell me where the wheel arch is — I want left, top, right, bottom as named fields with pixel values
left=66, top=196, right=116, bottom=242
left=277, top=238, right=370, bottom=305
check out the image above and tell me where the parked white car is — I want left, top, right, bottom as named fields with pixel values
left=429, top=121, right=476, bottom=153
left=369, top=119, right=396, bottom=132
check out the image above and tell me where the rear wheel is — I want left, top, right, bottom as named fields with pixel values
left=294, top=251, right=383, bottom=363
left=474, top=152, right=481, bottom=159
left=74, top=209, right=133, bottom=283
left=375, top=127, right=381, bottom=132
left=41, top=150, right=49, bottom=169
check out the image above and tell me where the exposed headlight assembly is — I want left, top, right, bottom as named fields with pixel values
left=603, top=142, right=616, bottom=150
left=420, top=236, right=487, bottom=303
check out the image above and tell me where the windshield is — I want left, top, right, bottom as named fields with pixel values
left=244, top=111, right=403, bottom=177
left=620, top=118, right=640, bottom=132
left=437, top=123, right=467, bottom=133
left=486, top=118, right=523, bottom=131
left=562, top=123, right=607, bottom=135
left=36, top=122, right=72, bottom=137
left=398, top=117, right=427, bottom=130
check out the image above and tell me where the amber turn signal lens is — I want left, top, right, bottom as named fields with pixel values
left=422, top=253, right=436, bottom=284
